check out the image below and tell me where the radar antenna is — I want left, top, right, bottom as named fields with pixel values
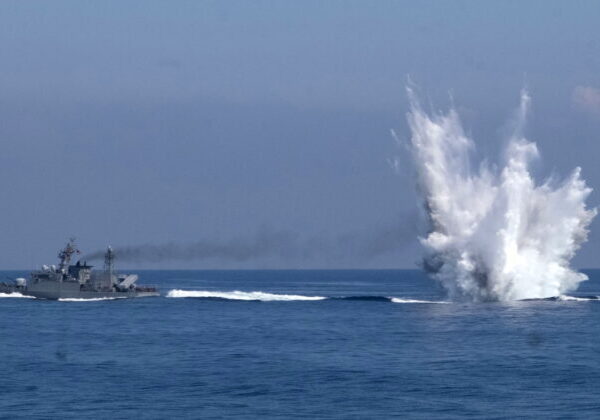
left=58, top=238, right=79, bottom=271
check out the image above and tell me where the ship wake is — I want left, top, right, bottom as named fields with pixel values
left=58, top=297, right=128, bottom=302
left=166, top=290, right=327, bottom=301
left=404, top=88, right=596, bottom=301
left=0, top=292, right=35, bottom=299
left=166, top=289, right=449, bottom=303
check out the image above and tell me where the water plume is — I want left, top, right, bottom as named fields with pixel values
left=405, top=87, right=596, bottom=301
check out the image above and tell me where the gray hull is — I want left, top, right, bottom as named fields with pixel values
left=25, top=289, right=160, bottom=300
left=0, top=284, right=25, bottom=294
left=23, top=279, right=159, bottom=300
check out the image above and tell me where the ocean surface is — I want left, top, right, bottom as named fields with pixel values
left=1, top=269, right=600, bottom=419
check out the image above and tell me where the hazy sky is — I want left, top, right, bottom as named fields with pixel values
left=1, top=1, right=600, bottom=268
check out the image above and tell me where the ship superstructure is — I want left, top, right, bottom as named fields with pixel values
left=1, top=239, right=159, bottom=299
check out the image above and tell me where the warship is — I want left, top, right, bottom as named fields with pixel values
left=0, top=239, right=159, bottom=300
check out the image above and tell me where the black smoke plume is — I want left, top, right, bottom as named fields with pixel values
left=82, top=216, right=417, bottom=264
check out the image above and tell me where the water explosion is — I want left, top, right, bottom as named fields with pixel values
left=405, top=88, right=596, bottom=301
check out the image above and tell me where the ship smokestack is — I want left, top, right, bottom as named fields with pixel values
left=104, top=246, right=115, bottom=289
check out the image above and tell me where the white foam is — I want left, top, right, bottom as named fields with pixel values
left=557, top=295, right=599, bottom=302
left=58, top=297, right=127, bottom=302
left=0, top=292, right=35, bottom=299
left=405, top=88, right=596, bottom=301
left=166, top=289, right=326, bottom=301
left=390, top=297, right=449, bottom=304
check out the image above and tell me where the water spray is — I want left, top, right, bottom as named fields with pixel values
left=405, top=88, right=596, bottom=301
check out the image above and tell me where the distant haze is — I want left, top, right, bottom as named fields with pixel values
left=1, top=1, right=599, bottom=269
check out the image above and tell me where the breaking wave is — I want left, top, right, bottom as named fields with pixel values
left=404, top=88, right=596, bottom=301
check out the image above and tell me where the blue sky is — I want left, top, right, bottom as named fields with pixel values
left=1, top=1, right=600, bottom=268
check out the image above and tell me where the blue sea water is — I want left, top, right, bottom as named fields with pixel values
left=1, top=269, right=600, bottom=419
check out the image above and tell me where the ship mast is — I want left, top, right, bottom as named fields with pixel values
left=57, top=238, right=78, bottom=273
left=104, top=246, right=115, bottom=288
